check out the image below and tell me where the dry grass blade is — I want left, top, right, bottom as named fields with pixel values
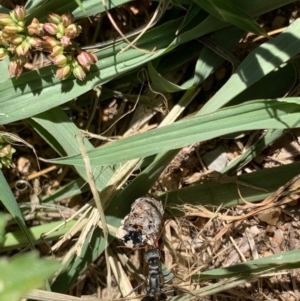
left=3, top=2, right=300, bottom=301
left=0, top=131, right=39, bottom=169
left=47, top=204, right=93, bottom=252
left=169, top=174, right=300, bottom=250
left=107, top=247, right=137, bottom=300
left=119, top=0, right=172, bottom=54
left=24, top=289, right=103, bottom=301
left=99, top=0, right=168, bottom=54
left=76, top=134, right=112, bottom=298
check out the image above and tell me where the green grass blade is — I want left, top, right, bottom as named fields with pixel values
left=200, top=18, right=300, bottom=114
left=0, top=220, right=76, bottom=251
left=193, top=0, right=266, bottom=36
left=48, top=99, right=300, bottom=167
left=228, top=59, right=298, bottom=106
left=151, top=25, right=244, bottom=92
left=0, top=171, right=35, bottom=250
left=0, top=17, right=182, bottom=125
left=27, top=0, right=124, bottom=19
left=171, top=0, right=294, bottom=50
left=74, top=0, right=87, bottom=15
left=221, top=129, right=287, bottom=173
left=29, top=107, right=114, bottom=191
left=41, top=178, right=88, bottom=204
left=159, top=161, right=300, bottom=212
left=1, top=0, right=295, bottom=125
left=0, top=213, right=9, bottom=244
left=51, top=227, right=111, bottom=292
left=170, top=248, right=300, bottom=300
left=197, top=248, right=300, bottom=281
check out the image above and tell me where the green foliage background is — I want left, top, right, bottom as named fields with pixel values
left=1, top=0, right=300, bottom=299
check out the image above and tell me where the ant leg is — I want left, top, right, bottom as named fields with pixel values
left=162, top=285, right=202, bottom=301
left=161, top=267, right=174, bottom=283
left=118, top=281, right=145, bottom=301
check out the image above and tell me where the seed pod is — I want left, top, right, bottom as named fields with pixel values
left=117, top=197, right=164, bottom=248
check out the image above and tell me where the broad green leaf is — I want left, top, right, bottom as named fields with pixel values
left=0, top=17, right=181, bottom=125
left=0, top=252, right=60, bottom=301
left=47, top=99, right=300, bottom=167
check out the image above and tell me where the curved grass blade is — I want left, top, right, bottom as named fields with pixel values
left=200, top=18, right=300, bottom=115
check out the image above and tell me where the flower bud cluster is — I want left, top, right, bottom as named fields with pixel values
left=0, top=6, right=97, bottom=81
left=43, top=12, right=97, bottom=80
left=0, top=6, right=35, bottom=76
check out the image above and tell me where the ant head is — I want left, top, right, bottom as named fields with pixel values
left=121, top=230, right=147, bottom=248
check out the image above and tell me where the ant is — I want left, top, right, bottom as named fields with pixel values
left=117, top=197, right=200, bottom=300
left=142, top=247, right=166, bottom=301
left=141, top=247, right=201, bottom=301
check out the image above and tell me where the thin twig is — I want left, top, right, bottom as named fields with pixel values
left=101, top=0, right=158, bottom=54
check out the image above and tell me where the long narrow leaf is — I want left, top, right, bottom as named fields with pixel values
left=46, top=99, right=300, bottom=167
left=193, top=0, right=266, bottom=35
left=197, top=248, right=300, bottom=281
left=159, top=161, right=300, bottom=211
left=200, top=18, right=300, bottom=114
left=0, top=0, right=295, bottom=125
